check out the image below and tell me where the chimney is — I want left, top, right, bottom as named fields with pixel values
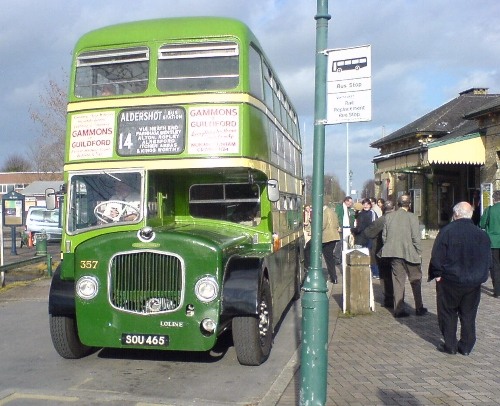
left=460, top=88, right=488, bottom=96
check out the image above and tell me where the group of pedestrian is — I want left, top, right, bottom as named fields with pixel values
left=303, top=189, right=498, bottom=357
left=374, top=194, right=495, bottom=356
left=367, top=194, right=493, bottom=356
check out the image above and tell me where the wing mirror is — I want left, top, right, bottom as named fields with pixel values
left=267, top=179, right=279, bottom=202
left=45, top=188, right=57, bottom=210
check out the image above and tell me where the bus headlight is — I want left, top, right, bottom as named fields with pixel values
left=194, top=276, right=219, bottom=303
left=76, top=276, right=99, bottom=300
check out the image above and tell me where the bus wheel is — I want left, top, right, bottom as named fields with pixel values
left=49, top=315, right=93, bottom=359
left=232, top=278, right=273, bottom=366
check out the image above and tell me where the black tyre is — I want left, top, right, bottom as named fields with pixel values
left=232, top=278, right=273, bottom=366
left=49, top=315, right=93, bottom=359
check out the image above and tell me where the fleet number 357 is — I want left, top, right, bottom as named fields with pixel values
left=80, top=260, right=98, bottom=269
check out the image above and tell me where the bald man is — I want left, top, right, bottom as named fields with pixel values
left=429, top=202, right=492, bottom=355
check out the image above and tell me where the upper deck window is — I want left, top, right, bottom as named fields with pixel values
left=75, top=47, right=149, bottom=98
left=157, top=42, right=239, bottom=92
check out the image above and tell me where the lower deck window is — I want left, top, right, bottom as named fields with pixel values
left=189, top=183, right=260, bottom=226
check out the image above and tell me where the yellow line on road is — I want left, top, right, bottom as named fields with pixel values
left=0, top=392, right=79, bottom=405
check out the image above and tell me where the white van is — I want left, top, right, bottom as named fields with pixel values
left=25, top=207, right=62, bottom=244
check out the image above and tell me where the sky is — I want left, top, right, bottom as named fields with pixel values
left=2, top=0, right=500, bottom=195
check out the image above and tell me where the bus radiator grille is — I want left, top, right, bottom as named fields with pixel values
left=109, top=252, right=183, bottom=314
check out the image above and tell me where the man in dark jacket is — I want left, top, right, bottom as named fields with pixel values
left=429, top=201, right=492, bottom=355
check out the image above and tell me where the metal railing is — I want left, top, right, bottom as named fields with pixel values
left=0, top=254, right=53, bottom=288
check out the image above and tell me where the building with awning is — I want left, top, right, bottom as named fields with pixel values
left=371, top=88, right=500, bottom=234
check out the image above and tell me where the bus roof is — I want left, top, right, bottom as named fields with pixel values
left=74, top=17, right=261, bottom=53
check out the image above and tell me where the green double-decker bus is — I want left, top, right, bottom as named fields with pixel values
left=48, top=17, right=304, bottom=366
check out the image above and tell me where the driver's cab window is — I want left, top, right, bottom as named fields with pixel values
left=68, top=171, right=143, bottom=233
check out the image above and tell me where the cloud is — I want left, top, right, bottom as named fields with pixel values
left=1, top=0, right=500, bottom=194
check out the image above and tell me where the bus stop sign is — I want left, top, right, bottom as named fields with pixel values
left=2, top=189, right=25, bottom=255
left=2, top=190, right=25, bottom=227
left=326, top=44, right=372, bottom=124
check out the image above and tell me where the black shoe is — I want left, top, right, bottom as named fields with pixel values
left=332, top=278, right=338, bottom=284
left=416, top=307, right=428, bottom=316
left=381, top=302, right=394, bottom=308
left=458, top=348, right=470, bottom=356
left=437, top=342, right=457, bottom=355
left=394, top=311, right=410, bottom=318
left=494, top=293, right=499, bottom=298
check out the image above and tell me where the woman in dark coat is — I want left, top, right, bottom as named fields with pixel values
left=352, top=198, right=377, bottom=248
left=352, top=198, right=379, bottom=278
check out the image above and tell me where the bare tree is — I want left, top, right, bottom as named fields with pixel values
left=324, top=173, right=345, bottom=203
left=361, top=178, right=375, bottom=199
left=29, top=73, right=67, bottom=172
left=1, top=153, right=32, bottom=172
left=304, top=173, right=345, bottom=206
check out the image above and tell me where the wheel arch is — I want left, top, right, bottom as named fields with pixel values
left=48, top=264, right=76, bottom=316
left=221, top=255, right=269, bottom=317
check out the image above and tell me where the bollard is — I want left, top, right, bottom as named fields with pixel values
left=35, top=231, right=48, bottom=256
left=345, top=249, right=372, bottom=314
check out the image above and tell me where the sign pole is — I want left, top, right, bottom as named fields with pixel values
left=0, top=207, right=3, bottom=266
left=2, top=188, right=25, bottom=259
left=300, top=1, right=330, bottom=404
left=9, top=226, right=17, bottom=256
left=0, top=208, right=3, bottom=287
left=346, top=123, right=349, bottom=194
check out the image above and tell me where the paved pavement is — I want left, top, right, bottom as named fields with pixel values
left=275, top=238, right=500, bottom=405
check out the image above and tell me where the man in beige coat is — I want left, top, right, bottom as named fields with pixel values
left=322, top=197, right=341, bottom=283
left=304, top=197, right=340, bottom=283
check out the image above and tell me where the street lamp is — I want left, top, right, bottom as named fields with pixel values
left=300, top=1, right=330, bottom=404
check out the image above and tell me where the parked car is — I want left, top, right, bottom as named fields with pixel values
left=25, top=207, right=62, bottom=245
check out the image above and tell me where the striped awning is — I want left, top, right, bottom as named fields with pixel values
left=427, top=133, right=485, bottom=165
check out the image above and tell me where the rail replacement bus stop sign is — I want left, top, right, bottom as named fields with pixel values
left=326, top=45, right=372, bottom=124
